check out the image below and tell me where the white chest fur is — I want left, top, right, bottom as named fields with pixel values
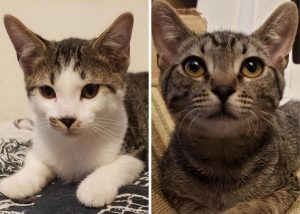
left=32, top=106, right=128, bottom=182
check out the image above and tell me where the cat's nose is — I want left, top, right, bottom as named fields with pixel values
left=211, top=85, right=235, bottom=104
left=59, top=117, right=76, bottom=129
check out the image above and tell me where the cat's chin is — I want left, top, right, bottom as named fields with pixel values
left=49, top=127, right=84, bottom=138
left=62, top=131, right=83, bottom=137
left=189, top=116, right=256, bottom=138
left=206, top=111, right=238, bottom=120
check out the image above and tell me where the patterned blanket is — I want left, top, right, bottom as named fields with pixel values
left=0, top=122, right=148, bottom=214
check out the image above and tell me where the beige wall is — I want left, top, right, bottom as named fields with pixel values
left=0, top=0, right=148, bottom=121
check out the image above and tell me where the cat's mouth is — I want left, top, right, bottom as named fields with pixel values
left=207, top=109, right=238, bottom=120
left=63, top=129, right=82, bottom=136
left=52, top=127, right=82, bottom=137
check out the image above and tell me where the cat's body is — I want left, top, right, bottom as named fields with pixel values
left=32, top=71, right=148, bottom=182
left=161, top=101, right=300, bottom=213
left=152, top=1, right=299, bottom=213
left=0, top=14, right=148, bottom=208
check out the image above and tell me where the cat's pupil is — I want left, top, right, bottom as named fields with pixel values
left=188, top=61, right=200, bottom=72
left=246, top=61, right=257, bottom=73
left=40, top=86, right=56, bottom=99
left=81, top=84, right=100, bottom=99
left=85, top=85, right=96, bottom=94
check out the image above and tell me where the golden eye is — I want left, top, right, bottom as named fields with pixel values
left=81, top=84, right=100, bottom=99
left=183, top=56, right=206, bottom=78
left=39, top=86, right=56, bottom=99
left=241, top=57, right=264, bottom=78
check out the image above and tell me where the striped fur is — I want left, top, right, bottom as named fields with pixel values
left=152, top=1, right=300, bottom=213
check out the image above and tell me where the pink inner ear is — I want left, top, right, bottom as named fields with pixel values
left=152, top=24, right=179, bottom=67
left=152, top=2, right=194, bottom=70
left=102, top=33, right=129, bottom=51
left=269, top=27, right=295, bottom=69
left=6, top=25, right=30, bottom=56
left=4, top=18, right=46, bottom=62
left=256, top=3, right=299, bottom=70
left=93, top=14, right=133, bottom=60
left=16, top=36, right=38, bottom=59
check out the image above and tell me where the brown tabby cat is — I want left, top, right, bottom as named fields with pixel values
left=152, top=1, right=300, bottom=213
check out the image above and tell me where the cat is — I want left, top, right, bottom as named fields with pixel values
left=0, top=12, right=148, bottom=208
left=152, top=1, right=299, bottom=213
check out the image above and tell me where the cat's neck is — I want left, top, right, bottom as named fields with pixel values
left=177, top=124, right=273, bottom=157
left=173, top=124, right=275, bottom=181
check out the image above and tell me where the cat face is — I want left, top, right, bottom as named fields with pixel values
left=152, top=2, right=298, bottom=137
left=4, top=13, right=133, bottom=135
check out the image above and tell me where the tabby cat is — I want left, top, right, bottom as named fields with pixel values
left=0, top=13, right=148, bottom=207
left=152, top=1, right=299, bottom=213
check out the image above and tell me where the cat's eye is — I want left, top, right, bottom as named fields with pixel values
left=81, top=84, right=100, bottom=99
left=182, top=56, right=206, bottom=78
left=241, top=57, right=264, bottom=78
left=39, top=86, right=56, bottom=99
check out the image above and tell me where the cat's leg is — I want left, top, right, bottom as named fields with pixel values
left=0, top=151, right=54, bottom=199
left=221, top=178, right=299, bottom=214
left=76, top=154, right=144, bottom=207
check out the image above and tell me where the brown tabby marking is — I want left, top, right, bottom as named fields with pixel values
left=152, top=1, right=300, bottom=213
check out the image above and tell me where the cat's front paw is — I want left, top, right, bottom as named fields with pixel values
left=76, top=178, right=118, bottom=207
left=0, top=174, right=42, bottom=199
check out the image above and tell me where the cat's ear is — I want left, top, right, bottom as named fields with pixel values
left=4, top=14, right=47, bottom=73
left=92, top=12, right=133, bottom=68
left=253, top=2, right=298, bottom=71
left=152, top=1, right=194, bottom=68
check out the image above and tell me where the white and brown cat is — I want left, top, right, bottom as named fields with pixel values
left=0, top=13, right=148, bottom=208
